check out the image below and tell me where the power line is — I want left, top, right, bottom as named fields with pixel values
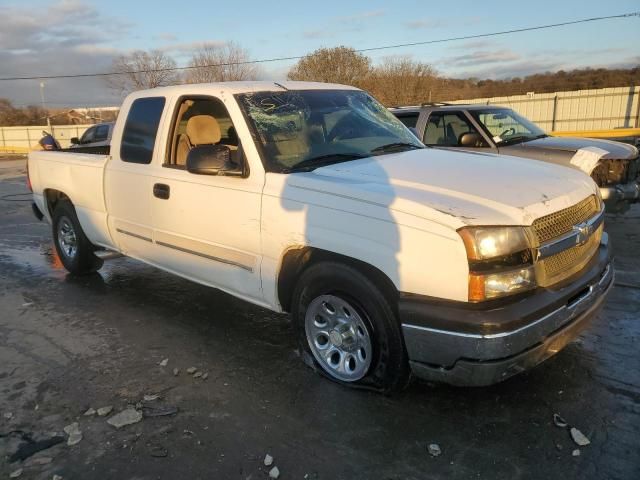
left=1, top=12, right=638, bottom=82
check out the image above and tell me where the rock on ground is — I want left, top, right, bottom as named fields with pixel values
left=97, top=406, right=113, bottom=416
left=269, top=466, right=280, bottom=479
left=570, top=427, right=591, bottom=446
left=264, top=453, right=273, bottom=466
left=107, top=408, right=143, bottom=429
left=428, top=444, right=442, bottom=457
left=63, top=422, right=82, bottom=446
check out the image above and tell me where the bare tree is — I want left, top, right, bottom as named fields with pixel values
left=365, top=57, right=439, bottom=106
left=287, top=46, right=371, bottom=87
left=184, top=42, right=260, bottom=83
left=108, top=50, right=179, bottom=97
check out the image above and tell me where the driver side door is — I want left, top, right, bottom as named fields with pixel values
left=147, top=95, right=265, bottom=304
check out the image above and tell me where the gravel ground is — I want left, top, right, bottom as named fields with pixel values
left=1, top=157, right=638, bottom=479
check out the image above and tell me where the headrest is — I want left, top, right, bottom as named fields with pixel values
left=186, top=115, right=221, bottom=145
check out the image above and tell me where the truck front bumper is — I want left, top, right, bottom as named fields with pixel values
left=600, top=180, right=640, bottom=212
left=400, top=239, right=613, bottom=387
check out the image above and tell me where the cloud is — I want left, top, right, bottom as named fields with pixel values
left=442, top=49, right=522, bottom=68
left=336, top=10, right=385, bottom=23
left=0, top=0, right=132, bottom=106
left=158, top=40, right=226, bottom=59
left=405, top=19, right=448, bottom=30
left=448, top=40, right=494, bottom=50
left=302, top=30, right=330, bottom=40
left=155, top=32, right=178, bottom=42
left=405, top=16, right=483, bottom=30
left=300, top=10, right=386, bottom=40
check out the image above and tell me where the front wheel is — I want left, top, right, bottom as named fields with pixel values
left=292, top=262, right=410, bottom=392
left=52, top=201, right=103, bottom=274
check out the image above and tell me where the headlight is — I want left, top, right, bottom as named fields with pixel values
left=458, top=226, right=530, bottom=260
left=469, top=267, right=536, bottom=302
left=458, top=226, right=536, bottom=302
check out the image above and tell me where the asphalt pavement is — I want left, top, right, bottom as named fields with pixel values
left=1, top=157, right=638, bottom=479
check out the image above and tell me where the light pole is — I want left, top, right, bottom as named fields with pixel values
left=40, top=82, right=52, bottom=130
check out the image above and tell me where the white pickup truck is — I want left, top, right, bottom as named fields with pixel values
left=28, top=81, right=613, bottom=391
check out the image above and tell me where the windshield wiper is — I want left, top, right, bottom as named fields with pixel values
left=497, top=135, right=534, bottom=146
left=282, top=153, right=368, bottom=173
left=370, top=142, right=423, bottom=154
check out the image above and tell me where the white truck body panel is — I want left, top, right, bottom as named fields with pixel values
left=28, top=81, right=599, bottom=309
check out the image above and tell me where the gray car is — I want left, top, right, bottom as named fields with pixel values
left=391, top=104, right=640, bottom=212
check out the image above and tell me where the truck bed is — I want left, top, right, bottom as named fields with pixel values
left=29, top=149, right=113, bottom=249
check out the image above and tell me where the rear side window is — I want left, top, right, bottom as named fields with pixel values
left=120, top=97, right=166, bottom=164
left=395, top=113, right=419, bottom=128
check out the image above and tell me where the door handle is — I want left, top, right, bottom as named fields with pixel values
left=153, top=183, right=170, bottom=200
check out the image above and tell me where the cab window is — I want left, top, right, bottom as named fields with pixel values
left=120, top=97, right=166, bottom=164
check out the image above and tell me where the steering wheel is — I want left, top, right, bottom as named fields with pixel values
left=327, top=125, right=353, bottom=142
left=499, top=127, right=516, bottom=138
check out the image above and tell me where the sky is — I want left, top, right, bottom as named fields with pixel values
left=0, top=0, right=638, bottom=108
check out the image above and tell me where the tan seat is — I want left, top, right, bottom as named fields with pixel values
left=187, top=115, right=221, bottom=145
left=176, top=115, right=222, bottom=166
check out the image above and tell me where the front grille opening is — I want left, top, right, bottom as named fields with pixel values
left=536, top=224, right=603, bottom=287
left=531, top=195, right=599, bottom=245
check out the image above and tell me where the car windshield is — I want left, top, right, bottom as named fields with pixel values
left=469, top=108, right=546, bottom=145
left=237, top=89, right=423, bottom=172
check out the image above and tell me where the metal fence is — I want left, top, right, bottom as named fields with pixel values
left=0, top=124, right=93, bottom=150
left=1, top=86, right=639, bottom=150
left=450, top=86, right=640, bottom=132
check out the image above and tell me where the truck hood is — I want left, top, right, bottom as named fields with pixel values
left=288, top=148, right=597, bottom=229
left=503, top=135, right=639, bottom=160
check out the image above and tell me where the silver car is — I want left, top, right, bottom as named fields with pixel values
left=391, top=104, right=640, bottom=212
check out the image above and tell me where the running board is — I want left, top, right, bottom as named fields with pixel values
left=95, top=250, right=123, bottom=261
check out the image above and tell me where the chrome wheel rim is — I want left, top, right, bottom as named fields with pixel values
left=305, top=294, right=373, bottom=382
left=57, top=217, right=78, bottom=259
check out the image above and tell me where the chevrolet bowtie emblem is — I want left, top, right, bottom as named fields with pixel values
left=573, top=222, right=592, bottom=246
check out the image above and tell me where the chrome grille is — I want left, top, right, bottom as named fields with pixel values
left=531, top=195, right=599, bottom=245
left=536, top=224, right=603, bottom=286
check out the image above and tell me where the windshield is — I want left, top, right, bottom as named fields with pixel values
left=237, top=89, right=423, bottom=172
left=469, top=108, right=546, bottom=145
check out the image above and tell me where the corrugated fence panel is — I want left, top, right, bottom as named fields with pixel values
left=450, top=86, right=639, bottom=132
left=0, top=125, right=92, bottom=149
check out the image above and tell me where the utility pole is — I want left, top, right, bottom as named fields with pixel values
left=40, top=82, right=52, bottom=131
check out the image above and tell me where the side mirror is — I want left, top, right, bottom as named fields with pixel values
left=70, top=137, right=80, bottom=145
left=459, top=132, right=485, bottom=147
left=186, top=145, right=241, bottom=176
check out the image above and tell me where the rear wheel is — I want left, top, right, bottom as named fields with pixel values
left=292, top=261, right=410, bottom=392
left=52, top=201, right=103, bottom=274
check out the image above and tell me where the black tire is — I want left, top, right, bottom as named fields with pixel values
left=52, top=200, right=103, bottom=275
left=292, top=261, right=410, bottom=393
